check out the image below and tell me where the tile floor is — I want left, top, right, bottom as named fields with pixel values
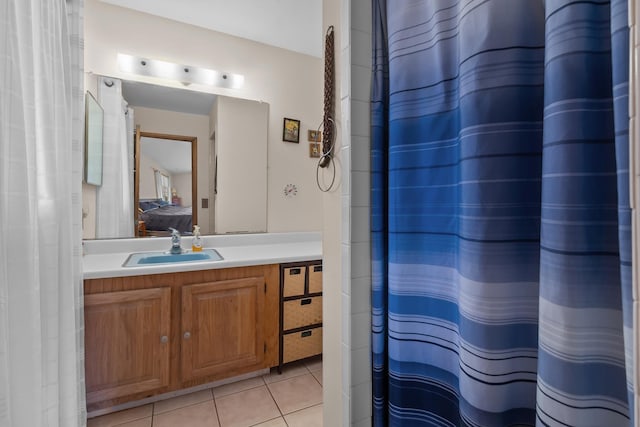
left=87, top=357, right=323, bottom=427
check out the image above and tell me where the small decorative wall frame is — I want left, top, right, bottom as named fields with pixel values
left=308, top=129, right=321, bottom=142
left=283, top=117, right=300, bottom=143
left=309, top=143, right=321, bottom=158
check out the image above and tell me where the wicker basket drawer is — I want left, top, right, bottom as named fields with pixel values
left=308, top=263, right=322, bottom=294
left=283, top=266, right=306, bottom=297
left=283, top=296, right=322, bottom=331
left=283, top=327, right=323, bottom=364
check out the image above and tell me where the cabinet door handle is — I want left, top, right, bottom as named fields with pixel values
left=289, top=268, right=302, bottom=275
left=160, top=335, right=169, bottom=344
left=301, top=298, right=312, bottom=305
left=301, top=330, right=312, bottom=338
left=183, top=332, right=191, bottom=340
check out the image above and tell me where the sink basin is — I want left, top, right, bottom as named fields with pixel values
left=123, top=249, right=223, bottom=267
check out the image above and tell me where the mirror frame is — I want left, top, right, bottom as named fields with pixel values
left=134, top=129, right=198, bottom=237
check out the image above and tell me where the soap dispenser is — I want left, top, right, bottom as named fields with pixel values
left=192, top=225, right=202, bottom=252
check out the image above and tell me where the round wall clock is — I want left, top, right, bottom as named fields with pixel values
left=283, top=183, right=298, bottom=197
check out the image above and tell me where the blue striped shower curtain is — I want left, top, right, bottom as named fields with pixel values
left=371, top=0, right=633, bottom=426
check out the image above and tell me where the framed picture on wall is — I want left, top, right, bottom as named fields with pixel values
left=308, top=129, right=321, bottom=142
left=282, top=117, right=300, bottom=143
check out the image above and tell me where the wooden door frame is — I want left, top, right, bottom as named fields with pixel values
left=134, top=130, right=198, bottom=236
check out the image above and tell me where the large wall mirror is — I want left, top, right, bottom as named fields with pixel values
left=83, top=77, right=268, bottom=239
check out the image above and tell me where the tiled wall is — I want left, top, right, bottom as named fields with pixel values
left=322, top=0, right=373, bottom=425
left=340, top=0, right=373, bottom=425
left=631, top=0, right=640, bottom=423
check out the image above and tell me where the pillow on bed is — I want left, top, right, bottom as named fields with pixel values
left=157, top=200, right=171, bottom=207
left=139, top=200, right=160, bottom=211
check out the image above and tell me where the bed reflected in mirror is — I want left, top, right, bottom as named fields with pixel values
left=134, top=132, right=197, bottom=237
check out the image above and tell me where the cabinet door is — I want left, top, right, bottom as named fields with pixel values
left=181, top=277, right=265, bottom=382
left=85, top=287, right=171, bottom=404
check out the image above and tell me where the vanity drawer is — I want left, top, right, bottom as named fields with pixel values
left=308, top=264, right=322, bottom=294
left=282, top=327, right=322, bottom=364
left=282, top=266, right=306, bottom=297
left=283, top=296, right=322, bottom=331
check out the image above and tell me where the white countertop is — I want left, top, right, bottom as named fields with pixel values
left=83, top=232, right=322, bottom=279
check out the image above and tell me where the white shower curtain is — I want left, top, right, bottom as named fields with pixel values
left=95, top=77, right=134, bottom=238
left=0, top=0, right=86, bottom=426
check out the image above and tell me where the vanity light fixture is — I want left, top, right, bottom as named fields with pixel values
left=117, top=53, right=244, bottom=89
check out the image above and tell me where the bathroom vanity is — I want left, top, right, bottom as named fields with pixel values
left=82, top=232, right=321, bottom=415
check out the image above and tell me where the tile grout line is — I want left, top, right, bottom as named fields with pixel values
left=213, top=379, right=266, bottom=426
left=151, top=395, right=213, bottom=418
left=282, top=403, right=324, bottom=422
left=263, top=369, right=308, bottom=385
left=103, top=405, right=153, bottom=427
left=213, top=377, right=266, bottom=400
left=264, top=376, right=286, bottom=418
left=310, top=368, right=322, bottom=387
left=210, top=387, right=222, bottom=427
left=215, top=377, right=280, bottom=427
left=267, top=372, right=324, bottom=419
left=260, top=363, right=314, bottom=425
left=247, top=415, right=288, bottom=427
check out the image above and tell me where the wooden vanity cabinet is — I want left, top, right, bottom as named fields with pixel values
left=84, top=287, right=171, bottom=404
left=181, top=277, right=265, bottom=381
left=84, top=265, right=279, bottom=412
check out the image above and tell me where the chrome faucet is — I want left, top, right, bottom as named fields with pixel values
left=169, top=228, right=183, bottom=254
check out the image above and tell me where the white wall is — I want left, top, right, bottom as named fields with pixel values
left=322, top=0, right=373, bottom=425
left=321, top=1, right=346, bottom=426
left=82, top=182, right=97, bottom=239
left=172, top=173, right=192, bottom=207
left=343, top=0, right=373, bottom=425
left=139, top=154, right=168, bottom=199
left=84, top=0, right=324, bottom=235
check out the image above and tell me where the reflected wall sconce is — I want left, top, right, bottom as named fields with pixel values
left=117, top=53, right=244, bottom=89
